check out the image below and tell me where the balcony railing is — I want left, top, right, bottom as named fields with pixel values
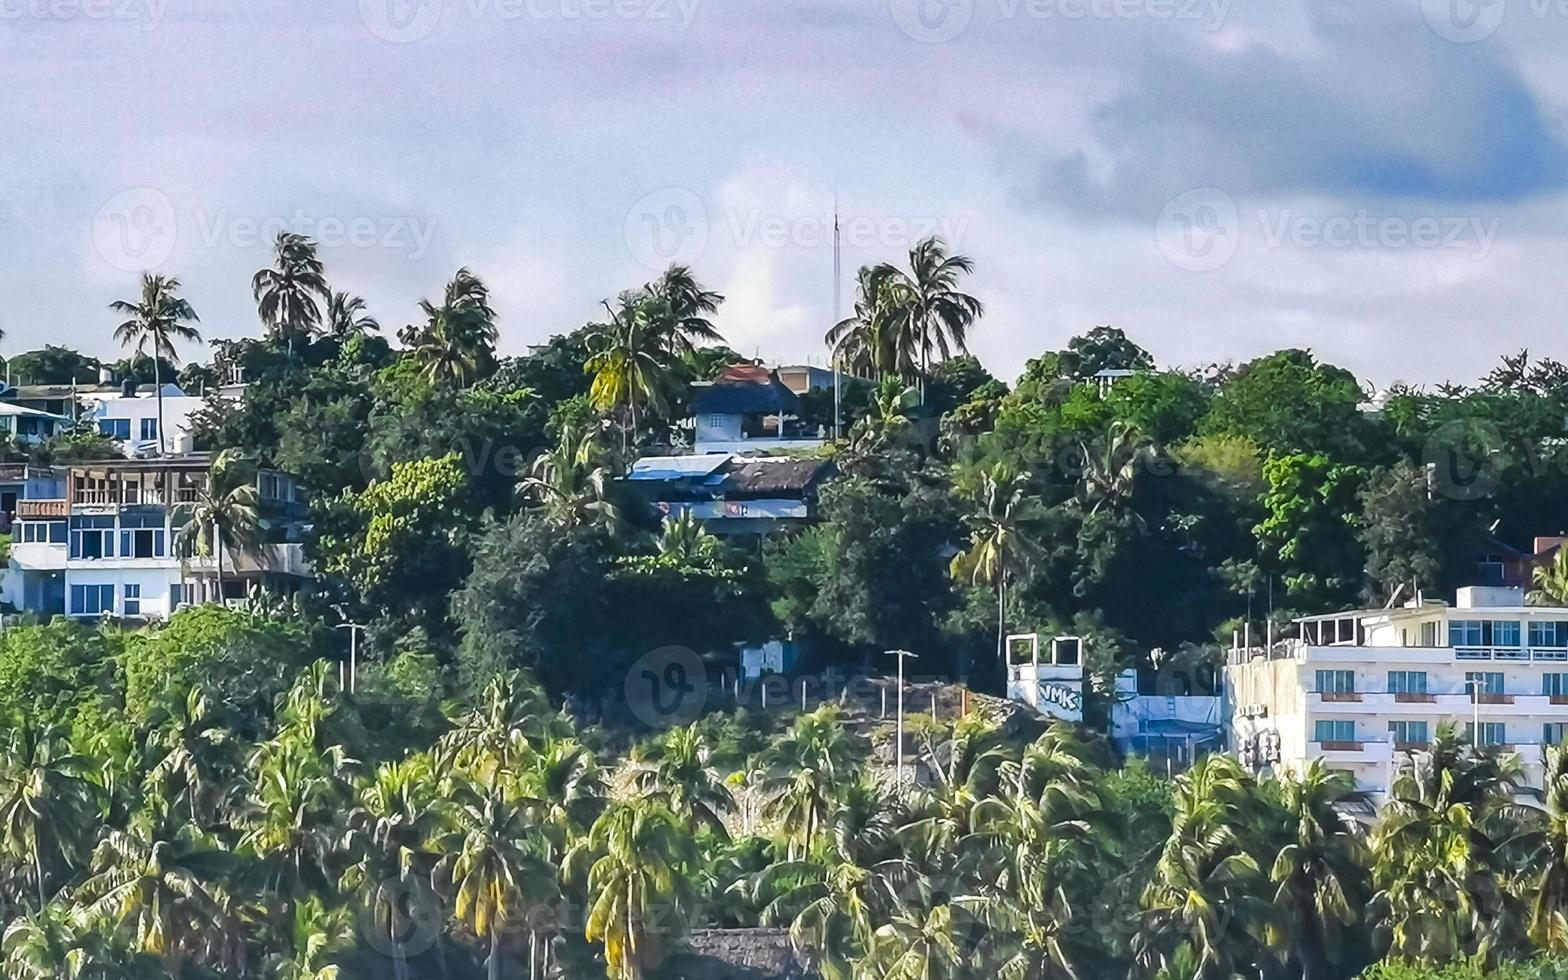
left=74, top=489, right=200, bottom=507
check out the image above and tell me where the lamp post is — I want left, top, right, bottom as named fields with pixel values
left=332, top=605, right=367, bottom=694
left=1465, top=676, right=1483, bottom=745
left=886, top=650, right=919, bottom=794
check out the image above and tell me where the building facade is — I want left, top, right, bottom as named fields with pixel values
left=6, top=455, right=310, bottom=620
left=1227, top=585, right=1568, bottom=803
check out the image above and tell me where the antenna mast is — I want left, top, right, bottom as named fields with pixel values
left=832, top=193, right=842, bottom=441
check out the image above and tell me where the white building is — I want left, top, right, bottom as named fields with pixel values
left=84, top=382, right=203, bottom=457
left=1226, top=585, right=1568, bottom=804
left=7, top=455, right=310, bottom=620
left=689, top=365, right=825, bottom=455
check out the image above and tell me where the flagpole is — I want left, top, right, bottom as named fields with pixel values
left=832, top=194, right=842, bottom=442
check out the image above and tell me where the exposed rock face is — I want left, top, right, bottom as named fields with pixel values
left=658, top=928, right=816, bottom=979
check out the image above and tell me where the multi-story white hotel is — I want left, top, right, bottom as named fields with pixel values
left=4, top=454, right=310, bottom=620
left=1227, top=584, right=1568, bottom=803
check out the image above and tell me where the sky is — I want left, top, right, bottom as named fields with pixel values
left=3, top=0, right=1566, bottom=388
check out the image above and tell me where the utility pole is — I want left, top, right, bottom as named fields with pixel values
left=887, top=650, right=919, bottom=794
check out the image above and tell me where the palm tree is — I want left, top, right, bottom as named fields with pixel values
left=568, top=801, right=699, bottom=980
left=848, top=376, right=919, bottom=453
left=1138, top=755, right=1274, bottom=979
left=867, top=237, right=982, bottom=401
left=324, top=290, right=379, bottom=340
left=1532, top=744, right=1568, bottom=951
left=109, top=273, right=202, bottom=455
left=1371, top=723, right=1525, bottom=965
left=762, top=706, right=869, bottom=860
left=265, top=898, right=353, bottom=980
left=1268, top=760, right=1369, bottom=980
left=437, top=671, right=560, bottom=791
left=826, top=267, right=919, bottom=382
left=143, top=687, right=235, bottom=829
left=252, top=232, right=328, bottom=354
left=73, top=814, right=238, bottom=978
left=633, top=722, right=734, bottom=837
left=237, top=729, right=350, bottom=907
left=642, top=265, right=724, bottom=353
left=1076, top=421, right=1150, bottom=528
left=2, top=905, right=114, bottom=980
left=431, top=780, right=556, bottom=980
left=0, top=722, right=94, bottom=910
left=655, top=509, right=721, bottom=567
left=1531, top=547, right=1568, bottom=605
left=520, top=422, right=622, bottom=534
left=864, top=904, right=968, bottom=980
left=950, top=462, right=1047, bottom=672
left=401, top=268, right=498, bottom=387
left=173, top=449, right=262, bottom=605
left=342, top=756, right=439, bottom=980
left=584, top=297, right=675, bottom=451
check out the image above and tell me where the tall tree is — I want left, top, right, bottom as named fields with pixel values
left=951, top=462, right=1047, bottom=672
left=252, top=232, right=328, bottom=355
left=401, top=268, right=499, bottom=387
left=324, top=290, right=379, bottom=340
left=109, top=273, right=202, bottom=455
left=868, top=237, right=983, bottom=401
left=173, top=449, right=262, bottom=603
left=1269, top=761, right=1370, bottom=980
left=584, top=297, right=674, bottom=451
left=0, top=722, right=94, bottom=910
left=826, top=266, right=919, bottom=382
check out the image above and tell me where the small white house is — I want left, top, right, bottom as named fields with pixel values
left=85, top=383, right=202, bottom=456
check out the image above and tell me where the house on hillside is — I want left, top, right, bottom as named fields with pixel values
left=690, top=365, right=825, bottom=454
left=625, top=454, right=835, bottom=535
left=6, top=454, right=310, bottom=619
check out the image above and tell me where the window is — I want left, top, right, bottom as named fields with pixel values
left=1466, top=722, right=1507, bottom=746
left=1388, top=671, right=1428, bottom=694
left=98, top=419, right=131, bottom=440
left=118, top=515, right=165, bottom=559
left=1533, top=622, right=1568, bottom=648
left=1316, top=670, right=1355, bottom=693
left=139, top=418, right=157, bottom=442
left=1546, top=674, right=1568, bottom=697
left=1465, top=671, right=1504, bottom=695
left=1450, top=620, right=1522, bottom=647
left=123, top=584, right=140, bottom=616
left=1420, top=621, right=1439, bottom=647
left=69, top=517, right=114, bottom=560
left=1389, top=721, right=1429, bottom=745
left=69, top=584, right=113, bottom=615
left=707, top=414, right=725, bottom=429
left=1315, top=720, right=1356, bottom=743
left=1547, top=724, right=1568, bottom=746
left=48, top=522, right=65, bottom=544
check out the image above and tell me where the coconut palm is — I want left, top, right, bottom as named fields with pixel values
left=252, top=232, right=328, bottom=354
left=519, top=422, right=622, bottom=534
left=655, top=509, right=722, bottom=567
left=762, top=706, right=869, bottom=860
left=73, top=814, right=238, bottom=977
left=172, top=449, right=262, bottom=605
left=432, top=781, right=557, bottom=980
left=1268, top=760, right=1370, bottom=980
left=1138, top=755, right=1274, bottom=979
left=1531, top=547, right=1568, bottom=605
left=1531, top=744, right=1568, bottom=951
left=341, top=756, right=438, bottom=980
left=142, top=687, right=235, bottom=830
left=866, top=237, right=982, bottom=400
left=1371, top=723, right=1525, bottom=965
left=109, top=273, right=202, bottom=455
left=438, top=671, right=560, bottom=790
left=1076, top=421, right=1150, bottom=529
left=585, top=297, right=676, bottom=451
left=826, top=266, right=919, bottom=382
left=2, top=905, right=118, bottom=980
left=401, top=268, right=498, bottom=387
left=568, top=801, right=699, bottom=980
left=0, top=722, right=95, bottom=910
left=237, top=729, right=352, bottom=907
left=864, top=903, right=968, bottom=980
left=265, top=898, right=354, bottom=980
left=642, top=264, right=724, bottom=353
left=633, top=722, right=734, bottom=837
left=848, top=376, right=920, bottom=453
left=950, top=462, right=1048, bottom=671
left=324, top=290, right=379, bottom=340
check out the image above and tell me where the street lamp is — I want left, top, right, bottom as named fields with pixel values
left=886, top=650, right=919, bottom=794
left=1465, top=676, right=1483, bottom=746
left=331, top=604, right=367, bottom=694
